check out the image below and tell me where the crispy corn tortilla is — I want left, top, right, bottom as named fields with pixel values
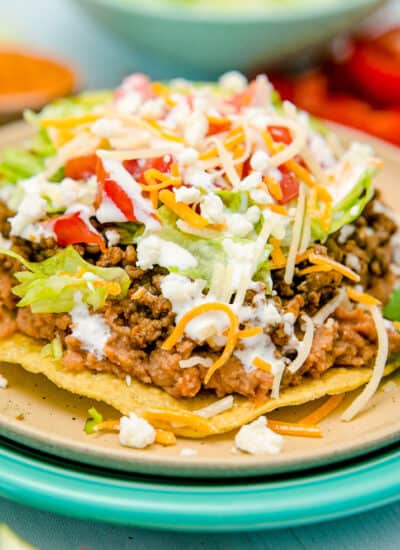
left=0, top=333, right=399, bottom=437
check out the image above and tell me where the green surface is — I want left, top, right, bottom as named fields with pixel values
left=0, top=437, right=400, bottom=532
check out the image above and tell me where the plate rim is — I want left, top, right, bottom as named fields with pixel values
left=0, top=437, right=400, bottom=531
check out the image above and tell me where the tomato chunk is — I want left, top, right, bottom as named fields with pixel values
left=123, top=155, right=172, bottom=183
left=278, top=168, right=299, bottom=204
left=51, top=211, right=105, bottom=249
left=103, top=179, right=136, bottom=221
left=65, top=154, right=98, bottom=180
left=268, top=125, right=292, bottom=145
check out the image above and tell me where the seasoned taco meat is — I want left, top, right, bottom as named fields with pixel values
left=0, top=196, right=399, bottom=401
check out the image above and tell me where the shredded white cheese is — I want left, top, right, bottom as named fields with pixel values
left=288, top=314, right=315, bottom=374
left=195, top=395, right=234, bottom=418
left=342, top=305, right=389, bottom=421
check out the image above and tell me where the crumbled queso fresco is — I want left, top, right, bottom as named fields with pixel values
left=119, top=412, right=156, bottom=449
left=235, top=416, right=284, bottom=455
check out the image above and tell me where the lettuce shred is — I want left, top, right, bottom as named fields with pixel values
left=0, top=246, right=130, bottom=313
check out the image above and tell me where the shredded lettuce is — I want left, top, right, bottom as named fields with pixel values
left=157, top=206, right=226, bottom=284
left=84, top=407, right=103, bottom=434
left=41, top=334, right=63, bottom=360
left=38, top=90, right=112, bottom=120
left=0, top=127, right=57, bottom=184
left=0, top=246, right=130, bottom=313
left=383, top=289, right=400, bottom=321
left=311, top=171, right=374, bottom=242
left=216, top=190, right=248, bottom=213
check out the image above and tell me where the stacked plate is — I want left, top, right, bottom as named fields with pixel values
left=0, top=123, right=400, bottom=532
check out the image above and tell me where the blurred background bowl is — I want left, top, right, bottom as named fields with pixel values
left=77, top=0, right=384, bottom=78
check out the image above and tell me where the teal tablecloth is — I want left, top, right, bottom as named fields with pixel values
left=0, top=0, right=400, bottom=547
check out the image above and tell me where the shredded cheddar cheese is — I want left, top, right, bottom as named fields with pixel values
left=252, top=356, right=272, bottom=373
left=155, top=429, right=177, bottom=446
left=308, top=253, right=360, bottom=283
left=264, top=175, right=283, bottom=201
left=238, top=327, right=263, bottom=339
left=40, top=114, right=100, bottom=129
left=161, top=302, right=239, bottom=384
left=270, top=238, right=286, bottom=267
left=346, top=287, right=381, bottom=306
left=159, top=189, right=209, bottom=229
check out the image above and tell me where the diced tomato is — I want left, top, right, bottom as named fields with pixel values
left=123, top=155, right=172, bottom=183
left=225, top=83, right=255, bottom=112
left=114, top=73, right=152, bottom=103
left=268, top=125, right=292, bottom=145
left=207, top=117, right=232, bottom=136
left=65, top=154, right=97, bottom=180
left=277, top=167, right=299, bottom=204
left=345, top=39, right=400, bottom=105
left=103, top=179, right=136, bottom=221
left=50, top=211, right=105, bottom=250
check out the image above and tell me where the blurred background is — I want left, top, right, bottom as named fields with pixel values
left=0, top=0, right=399, bottom=143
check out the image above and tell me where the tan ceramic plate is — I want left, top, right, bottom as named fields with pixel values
left=0, top=122, right=400, bottom=479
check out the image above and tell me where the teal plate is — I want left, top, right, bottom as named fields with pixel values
left=1, top=436, right=400, bottom=532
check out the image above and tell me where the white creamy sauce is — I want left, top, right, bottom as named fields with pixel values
left=96, top=193, right=127, bottom=223
left=235, top=416, right=284, bottom=455
left=119, top=412, right=156, bottom=449
left=105, top=228, right=121, bottom=247
left=137, top=235, right=198, bottom=270
left=70, top=294, right=111, bottom=359
left=329, top=143, right=373, bottom=205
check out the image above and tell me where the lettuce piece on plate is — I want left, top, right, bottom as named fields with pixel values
left=0, top=246, right=130, bottom=313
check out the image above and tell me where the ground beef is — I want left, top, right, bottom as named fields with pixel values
left=0, top=196, right=399, bottom=401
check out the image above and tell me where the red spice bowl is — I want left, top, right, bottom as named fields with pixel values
left=0, top=48, right=76, bottom=120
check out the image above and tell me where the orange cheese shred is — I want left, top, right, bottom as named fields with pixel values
left=297, top=265, right=332, bottom=276
left=346, top=287, right=381, bottom=306
left=144, top=119, right=184, bottom=143
left=159, top=189, right=209, bottom=228
left=238, top=327, right=263, bottom=339
left=270, top=238, right=286, bottom=267
left=264, top=175, right=283, bottom=201
left=268, top=420, right=323, bottom=438
left=155, top=429, right=177, bottom=446
left=151, top=82, right=176, bottom=107
left=263, top=204, right=288, bottom=216
left=252, top=356, right=272, bottom=373
left=40, top=113, right=99, bottom=129
left=300, top=394, right=345, bottom=426
left=162, top=303, right=239, bottom=384
left=308, top=253, right=360, bottom=282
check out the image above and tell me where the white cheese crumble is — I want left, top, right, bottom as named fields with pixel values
left=200, top=193, right=225, bottom=224
left=125, top=374, right=132, bottom=387
left=238, top=172, right=262, bottom=191
left=184, top=112, right=208, bottom=147
left=178, top=147, right=199, bottom=166
left=249, top=188, right=272, bottom=204
left=226, top=213, right=253, bottom=237
left=185, top=168, right=214, bottom=191
left=338, top=224, right=355, bottom=244
left=174, top=186, right=202, bottom=204
left=180, top=448, right=198, bottom=457
left=345, top=253, right=362, bottom=273
left=70, top=294, right=111, bottom=359
left=219, top=71, right=248, bottom=93
left=9, top=190, right=47, bottom=238
left=105, top=229, right=121, bottom=247
left=136, top=235, right=198, bottom=270
left=119, top=412, right=156, bottom=449
left=91, top=118, right=122, bottom=139
left=235, top=416, right=284, bottom=455
left=0, top=374, right=8, bottom=389
left=250, top=150, right=270, bottom=173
